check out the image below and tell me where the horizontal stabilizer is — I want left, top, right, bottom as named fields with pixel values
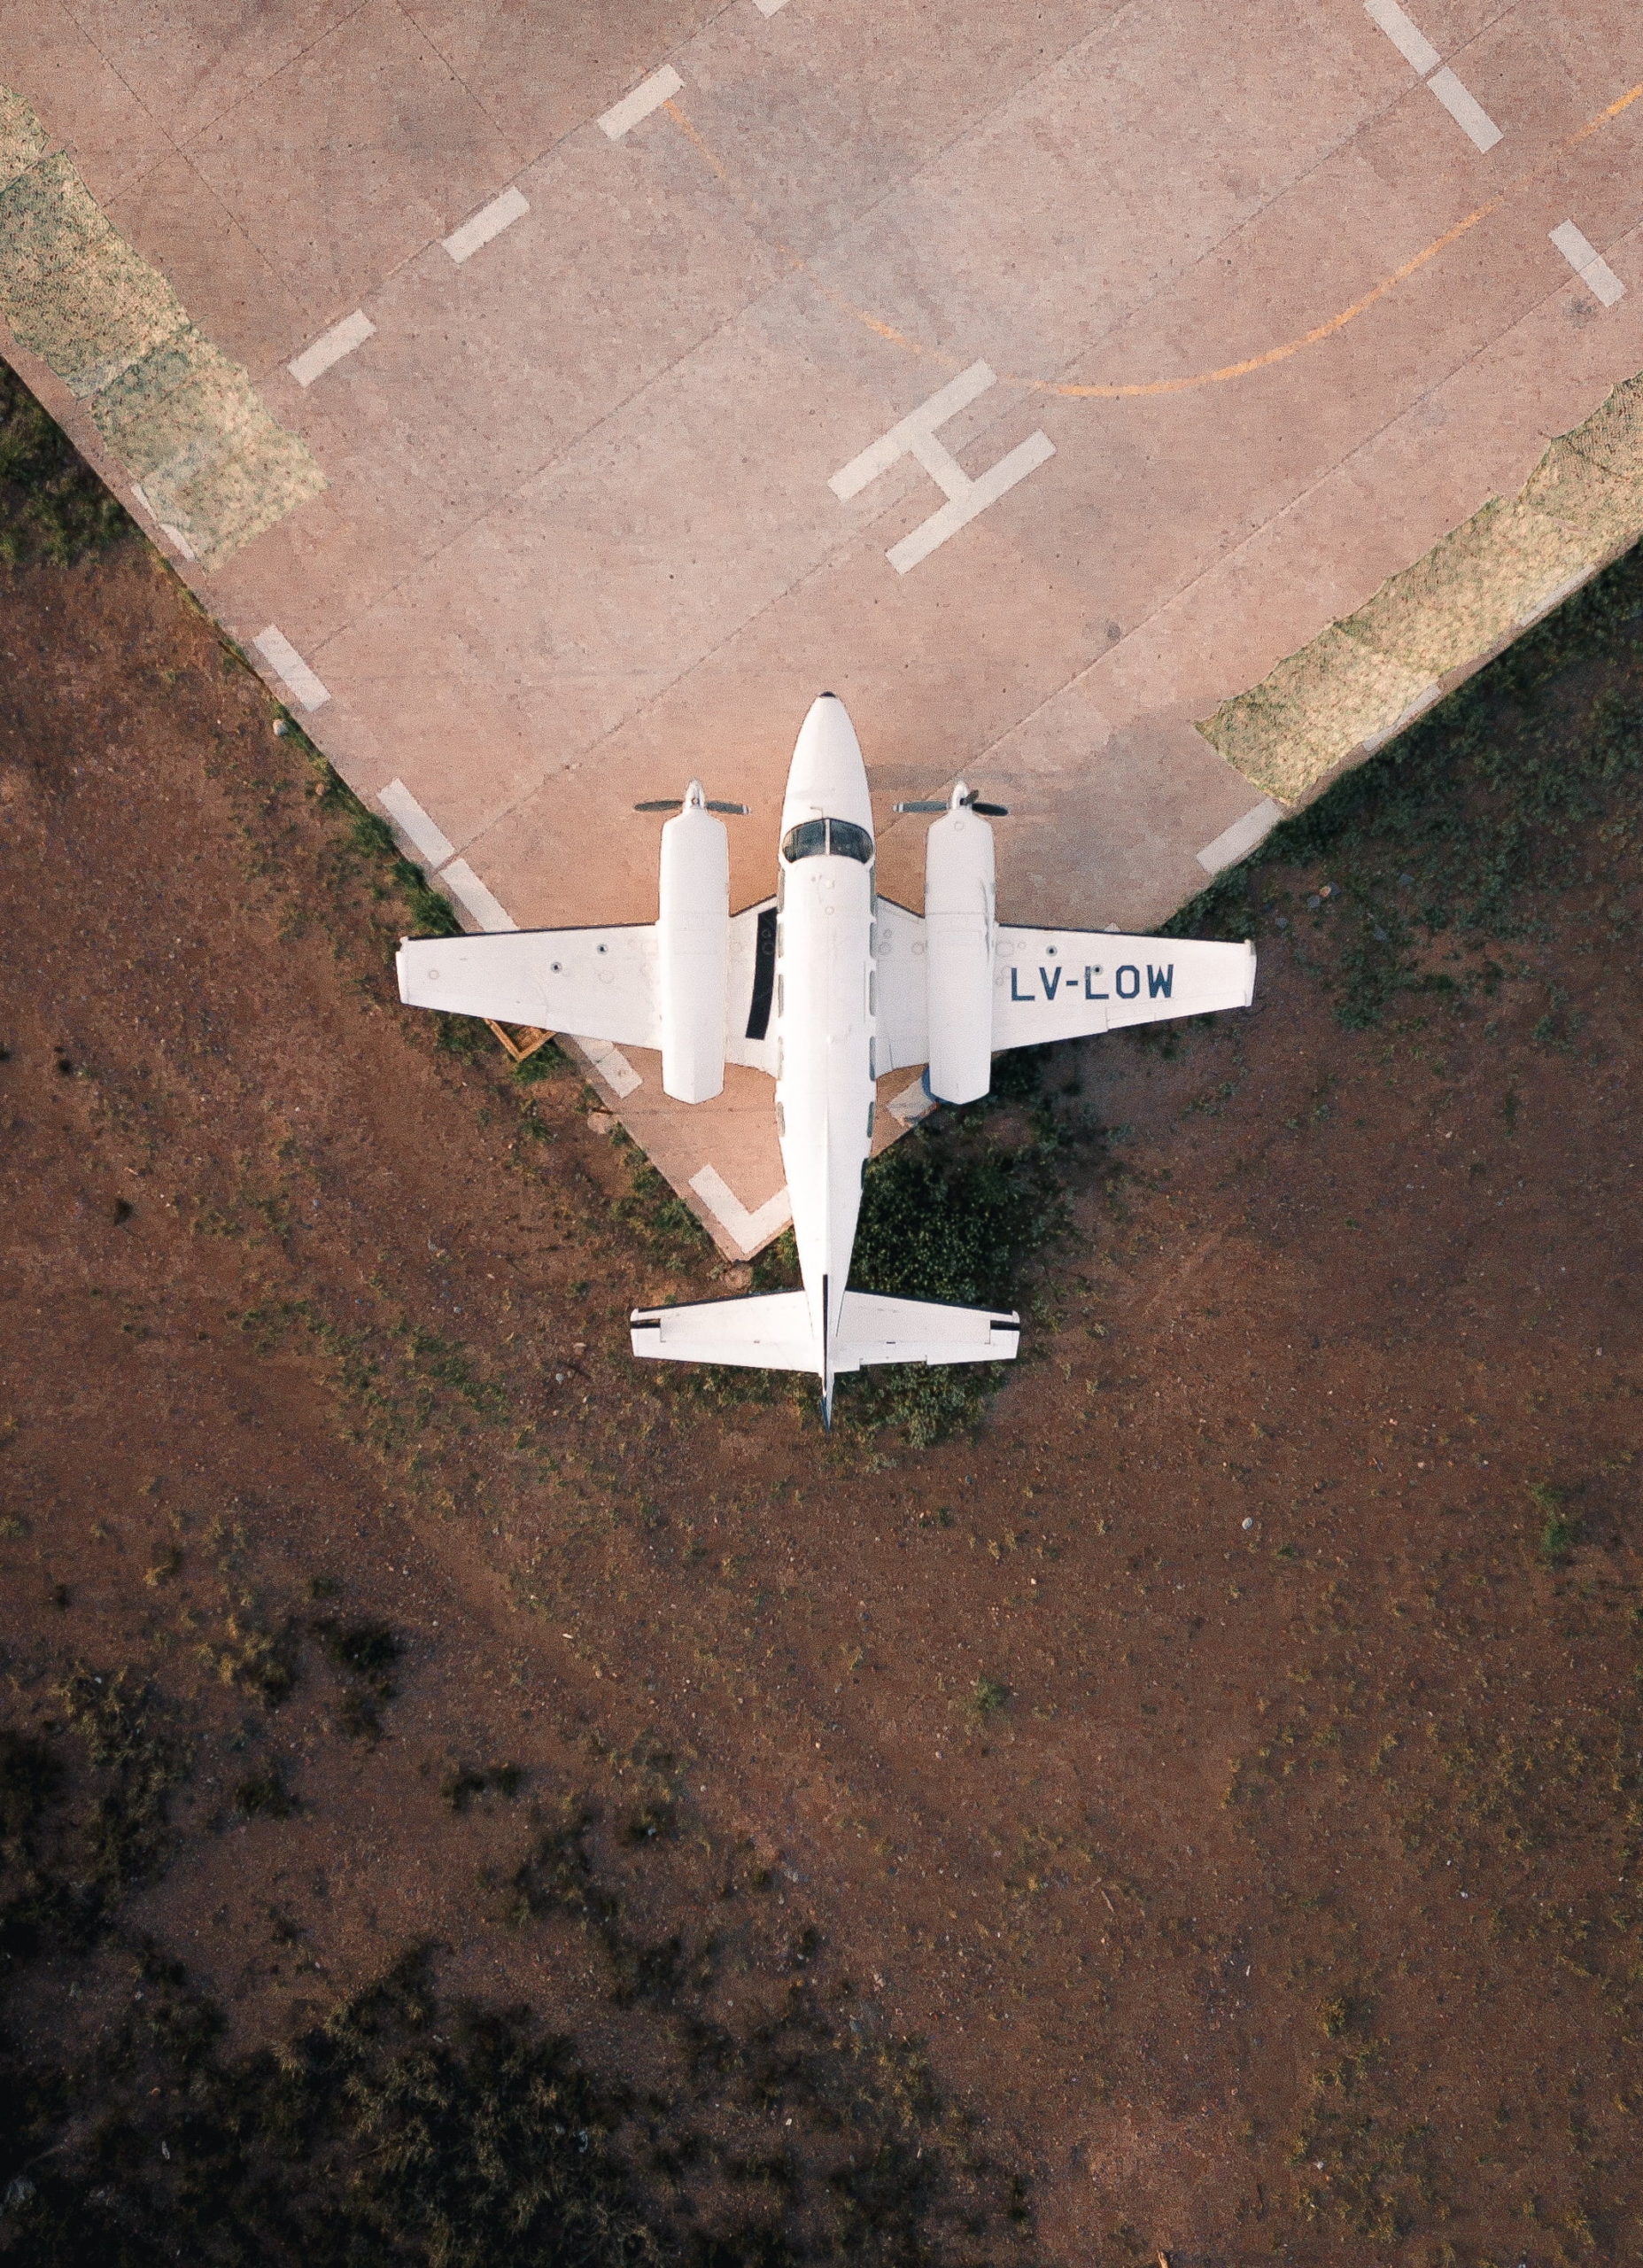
left=630, top=1291, right=817, bottom=1373
left=834, top=1290, right=1019, bottom=1371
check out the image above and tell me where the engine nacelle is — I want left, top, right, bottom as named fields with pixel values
left=657, top=802, right=729, bottom=1103
left=924, top=804, right=996, bottom=1105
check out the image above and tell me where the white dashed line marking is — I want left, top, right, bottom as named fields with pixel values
left=830, top=361, right=1056, bottom=574
left=887, top=1077, right=935, bottom=1126
left=378, top=779, right=456, bottom=868
left=442, top=187, right=530, bottom=265
left=130, top=483, right=198, bottom=560
left=1363, top=4, right=1500, bottom=151
left=1549, top=221, right=1625, bottom=307
left=1196, top=797, right=1283, bottom=875
left=1363, top=0, right=1440, bottom=76
left=1425, top=67, right=1501, bottom=152
left=598, top=66, right=683, bottom=140
left=288, top=309, right=376, bottom=386
left=689, top=1165, right=792, bottom=1253
left=578, top=1038, right=643, bottom=1099
left=440, top=858, right=517, bottom=932
left=252, top=625, right=329, bottom=711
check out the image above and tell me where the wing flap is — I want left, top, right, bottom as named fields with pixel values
left=834, top=1290, right=1019, bottom=1371
left=630, top=1291, right=816, bottom=1373
left=398, top=927, right=661, bottom=1050
left=724, top=897, right=779, bottom=1074
left=992, top=930, right=1254, bottom=1048
left=872, top=897, right=927, bottom=1073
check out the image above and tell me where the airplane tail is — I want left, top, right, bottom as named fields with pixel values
left=629, top=1286, right=1019, bottom=1422
left=629, top=1291, right=817, bottom=1373
left=833, top=1290, right=1019, bottom=1370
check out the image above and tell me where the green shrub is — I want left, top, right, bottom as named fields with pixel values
left=0, top=362, right=128, bottom=566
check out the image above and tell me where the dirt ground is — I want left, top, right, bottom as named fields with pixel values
left=2, top=506, right=1640, bottom=2265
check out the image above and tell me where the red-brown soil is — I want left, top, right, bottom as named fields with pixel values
left=2, top=531, right=1640, bottom=2266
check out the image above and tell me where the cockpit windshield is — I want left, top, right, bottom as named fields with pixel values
left=780, top=818, right=874, bottom=865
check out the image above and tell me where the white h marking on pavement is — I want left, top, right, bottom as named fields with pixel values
left=689, top=1164, right=793, bottom=1254
left=829, top=362, right=1055, bottom=573
left=1550, top=221, right=1625, bottom=307
left=1363, top=2, right=1501, bottom=151
left=599, top=66, right=684, bottom=139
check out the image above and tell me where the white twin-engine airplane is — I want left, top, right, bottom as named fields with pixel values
left=396, top=695, right=1256, bottom=1423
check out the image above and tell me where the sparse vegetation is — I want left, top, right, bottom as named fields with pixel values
left=0, top=363, right=128, bottom=567
left=443, top=1761, right=523, bottom=1812
left=1170, top=542, right=1643, bottom=1034
left=315, top=1619, right=404, bottom=1741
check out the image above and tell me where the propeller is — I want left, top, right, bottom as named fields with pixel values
left=633, top=780, right=748, bottom=815
left=894, top=783, right=1010, bottom=817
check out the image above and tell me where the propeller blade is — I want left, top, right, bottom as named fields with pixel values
left=893, top=800, right=949, bottom=813
left=703, top=800, right=749, bottom=814
left=633, top=799, right=683, bottom=812
left=970, top=800, right=1010, bottom=816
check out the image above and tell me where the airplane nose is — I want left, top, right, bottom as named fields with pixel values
left=784, top=693, right=872, bottom=828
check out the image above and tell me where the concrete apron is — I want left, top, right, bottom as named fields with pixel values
left=5, top=4, right=1643, bottom=1257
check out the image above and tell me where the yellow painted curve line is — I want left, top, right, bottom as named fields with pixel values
left=666, top=78, right=1643, bottom=401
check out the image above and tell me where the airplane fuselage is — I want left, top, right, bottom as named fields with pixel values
left=772, top=696, right=881, bottom=1373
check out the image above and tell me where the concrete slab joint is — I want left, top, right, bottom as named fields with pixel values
left=598, top=68, right=684, bottom=141
left=254, top=626, right=329, bottom=713
left=829, top=362, right=1056, bottom=573
left=375, top=781, right=522, bottom=940
left=1362, top=0, right=1502, bottom=151
left=1549, top=223, right=1626, bottom=310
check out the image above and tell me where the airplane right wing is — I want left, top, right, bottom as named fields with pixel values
left=992, top=928, right=1255, bottom=1050
left=725, top=897, right=779, bottom=1074
left=397, top=925, right=660, bottom=1049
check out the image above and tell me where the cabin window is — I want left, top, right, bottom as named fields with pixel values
left=866, top=1101, right=875, bottom=1138
left=779, top=818, right=875, bottom=864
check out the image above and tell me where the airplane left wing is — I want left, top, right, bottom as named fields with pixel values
left=397, top=925, right=660, bottom=1049
left=872, top=897, right=928, bottom=1072
left=992, top=928, right=1255, bottom=1050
